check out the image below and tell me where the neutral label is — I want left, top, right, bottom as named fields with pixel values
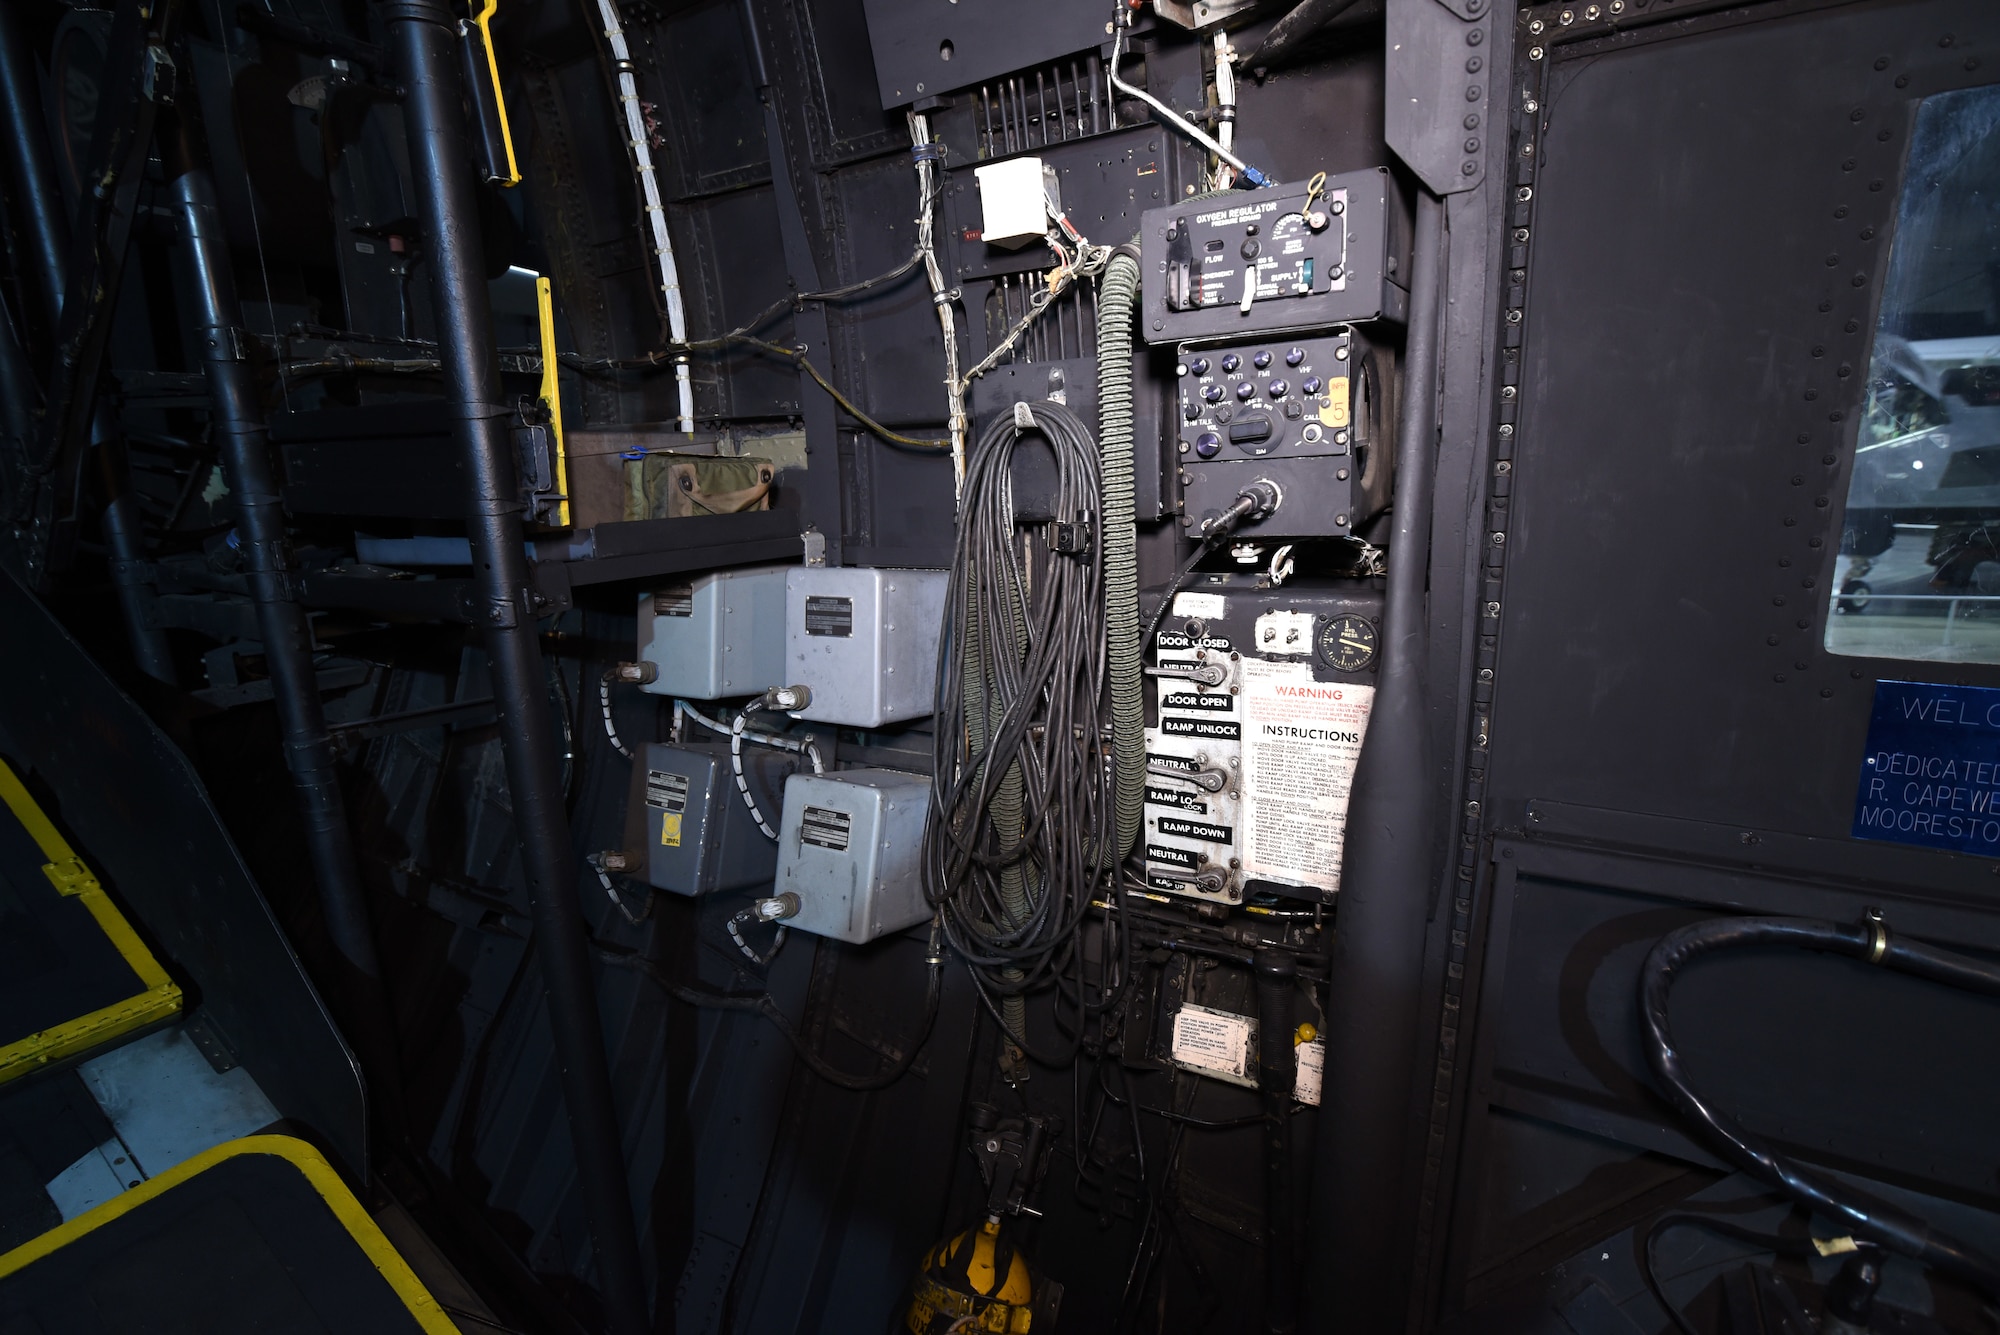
left=1146, top=784, right=1208, bottom=813
left=1171, top=1004, right=1253, bottom=1083
left=1240, top=659, right=1374, bottom=894
left=800, top=804, right=852, bottom=852
left=1157, top=816, right=1232, bottom=844
left=1146, top=752, right=1202, bottom=776
left=1162, top=717, right=1240, bottom=740
left=804, top=595, right=854, bottom=638
left=645, top=770, right=690, bottom=813
left=1172, top=591, right=1228, bottom=620
left=1146, top=843, right=1201, bottom=870
left=1162, top=691, right=1234, bottom=713
left=1295, top=1040, right=1324, bottom=1106
left=654, top=585, right=694, bottom=617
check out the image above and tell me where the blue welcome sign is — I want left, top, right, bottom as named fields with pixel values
left=1854, top=679, right=2000, bottom=856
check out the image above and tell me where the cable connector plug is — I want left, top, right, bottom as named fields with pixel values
left=752, top=892, right=801, bottom=923
left=758, top=684, right=813, bottom=712
left=609, top=660, right=658, bottom=685
left=595, top=849, right=640, bottom=874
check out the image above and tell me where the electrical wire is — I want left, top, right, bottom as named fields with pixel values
left=598, top=670, right=631, bottom=759
left=924, top=399, right=1111, bottom=1069
left=909, top=111, right=967, bottom=489
left=1108, top=5, right=1271, bottom=188
left=596, top=935, right=945, bottom=1092
left=1640, top=1210, right=1821, bottom=1335
left=591, top=0, right=694, bottom=430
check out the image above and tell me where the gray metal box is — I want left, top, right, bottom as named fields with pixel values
left=784, top=567, right=948, bottom=727
left=772, top=769, right=932, bottom=944
left=622, top=743, right=790, bottom=896
left=637, top=565, right=791, bottom=700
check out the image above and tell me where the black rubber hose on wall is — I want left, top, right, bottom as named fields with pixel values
left=1640, top=913, right=2000, bottom=1299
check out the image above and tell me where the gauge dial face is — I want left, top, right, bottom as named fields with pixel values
left=1319, top=614, right=1378, bottom=673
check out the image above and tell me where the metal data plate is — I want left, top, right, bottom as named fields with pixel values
left=1139, top=169, right=1406, bottom=344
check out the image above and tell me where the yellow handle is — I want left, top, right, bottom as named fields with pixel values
left=474, top=0, right=521, bottom=186
left=536, top=277, right=570, bottom=528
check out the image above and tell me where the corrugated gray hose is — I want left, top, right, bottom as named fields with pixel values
left=1097, top=248, right=1144, bottom=859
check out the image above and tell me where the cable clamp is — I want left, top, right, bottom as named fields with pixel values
left=1862, top=907, right=1890, bottom=964
left=910, top=142, right=945, bottom=163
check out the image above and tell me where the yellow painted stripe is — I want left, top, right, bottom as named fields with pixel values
left=537, top=275, right=572, bottom=528
left=0, top=758, right=182, bottom=1081
left=0, top=1135, right=457, bottom=1333
left=475, top=0, right=522, bottom=186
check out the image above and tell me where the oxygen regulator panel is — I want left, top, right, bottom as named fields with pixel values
left=1139, top=168, right=1406, bottom=344
left=1144, top=575, right=1384, bottom=906
left=1174, top=327, right=1393, bottom=540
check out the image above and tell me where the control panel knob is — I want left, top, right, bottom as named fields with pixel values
left=1194, top=432, right=1222, bottom=458
left=1268, top=380, right=1289, bottom=398
left=1252, top=350, right=1273, bottom=370
left=1236, top=381, right=1256, bottom=400
left=1302, top=376, right=1323, bottom=396
left=1220, top=354, right=1241, bottom=373
left=1203, top=384, right=1224, bottom=404
left=1184, top=399, right=1203, bottom=421
left=1285, top=347, right=1305, bottom=367
left=1188, top=357, right=1210, bottom=376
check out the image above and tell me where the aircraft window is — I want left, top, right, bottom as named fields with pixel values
left=1826, top=84, right=2000, bottom=662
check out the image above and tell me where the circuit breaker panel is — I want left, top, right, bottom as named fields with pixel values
left=1143, top=576, right=1384, bottom=906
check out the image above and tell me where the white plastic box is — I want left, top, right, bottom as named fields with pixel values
left=636, top=565, right=791, bottom=700
left=783, top=567, right=948, bottom=727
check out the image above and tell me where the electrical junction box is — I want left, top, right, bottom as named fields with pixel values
left=1174, top=328, right=1393, bottom=540
left=1139, top=169, right=1406, bottom=344
left=636, top=565, right=791, bottom=700
left=622, top=742, right=792, bottom=896
left=1143, top=575, right=1384, bottom=906
left=785, top=567, right=948, bottom=727
left=772, top=769, right=933, bottom=944
left=972, top=157, right=1056, bottom=250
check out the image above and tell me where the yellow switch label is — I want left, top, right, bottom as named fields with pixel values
left=1318, top=377, right=1351, bottom=428
left=660, top=813, right=682, bottom=847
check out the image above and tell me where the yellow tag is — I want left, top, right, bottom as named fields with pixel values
left=1812, top=1235, right=1859, bottom=1257
left=1318, top=377, right=1351, bottom=428
left=660, top=813, right=682, bottom=847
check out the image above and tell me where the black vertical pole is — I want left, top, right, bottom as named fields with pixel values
left=162, top=117, right=401, bottom=1153
left=0, top=0, right=69, bottom=341
left=1311, top=188, right=1446, bottom=1332
left=379, top=7, right=650, bottom=1332
left=92, top=405, right=176, bottom=683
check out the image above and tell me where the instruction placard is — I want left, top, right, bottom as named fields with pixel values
left=1239, top=659, right=1373, bottom=894
left=1171, top=1004, right=1255, bottom=1086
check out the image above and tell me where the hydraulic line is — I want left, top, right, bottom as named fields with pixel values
left=1095, top=247, right=1144, bottom=861
left=592, top=0, right=694, bottom=432
left=380, top=6, right=648, bottom=1331
left=1640, top=913, right=2000, bottom=1299
left=162, top=114, right=402, bottom=1137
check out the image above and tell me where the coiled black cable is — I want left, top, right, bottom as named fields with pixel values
left=1640, top=913, right=2000, bottom=1298
left=925, top=399, right=1114, bottom=1065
